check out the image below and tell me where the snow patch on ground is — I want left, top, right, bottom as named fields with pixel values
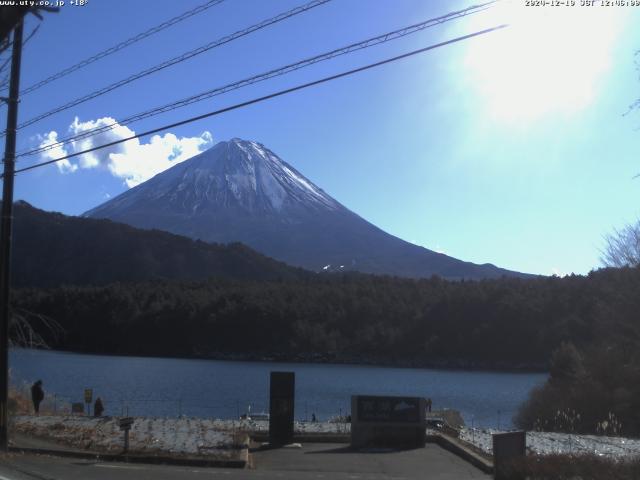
left=20, top=415, right=638, bottom=460
left=12, top=416, right=247, bottom=457
left=459, top=427, right=640, bottom=458
left=12, top=416, right=350, bottom=456
left=242, top=419, right=351, bottom=434
left=20, top=415, right=640, bottom=458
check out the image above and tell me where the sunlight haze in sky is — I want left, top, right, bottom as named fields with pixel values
left=463, top=1, right=627, bottom=122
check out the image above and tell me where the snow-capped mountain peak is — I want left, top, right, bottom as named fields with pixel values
left=128, top=138, right=340, bottom=215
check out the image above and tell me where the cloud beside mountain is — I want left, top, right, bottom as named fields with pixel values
left=38, top=117, right=213, bottom=187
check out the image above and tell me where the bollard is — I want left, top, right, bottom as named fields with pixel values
left=84, top=388, right=93, bottom=416
left=472, top=416, right=475, bottom=444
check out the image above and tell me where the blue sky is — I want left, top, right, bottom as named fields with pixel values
left=6, top=0, right=640, bottom=276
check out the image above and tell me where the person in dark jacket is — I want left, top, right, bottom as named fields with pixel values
left=94, top=397, right=104, bottom=417
left=31, top=380, right=44, bottom=415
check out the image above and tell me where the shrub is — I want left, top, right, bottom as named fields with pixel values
left=515, top=342, right=640, bottom=436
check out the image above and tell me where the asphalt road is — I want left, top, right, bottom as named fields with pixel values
left=0, top=443, right=490, bottom=480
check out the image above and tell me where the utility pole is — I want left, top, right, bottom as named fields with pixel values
left=0, top=18, right=23, bottom=451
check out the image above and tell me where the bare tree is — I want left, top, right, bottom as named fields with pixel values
left=602, top=220, right=640, bottom=268
left=9, top=308, right=63, bottom=349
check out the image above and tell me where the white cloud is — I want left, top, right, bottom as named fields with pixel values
left=39, top=117, right=213, bottom=187
left=108, top=129, right=213, bottom=187
left=37, top=131, right=77, bottom=174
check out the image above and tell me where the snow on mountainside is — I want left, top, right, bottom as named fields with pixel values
left=94, top=139, right=339, bottom=216
left=85, top=138, right=529, bottom=280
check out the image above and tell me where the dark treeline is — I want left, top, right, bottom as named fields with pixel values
left=11, top=201, right=307, bottom=288
left=515, top=340, right=640, bottom=437
left=13, top=266, right=640, bottom=372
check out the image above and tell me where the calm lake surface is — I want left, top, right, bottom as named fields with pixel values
left=10, top=348, right=546, bottom=429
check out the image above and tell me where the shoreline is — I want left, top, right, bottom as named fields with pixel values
left=14, top=347, right=549, bottom=374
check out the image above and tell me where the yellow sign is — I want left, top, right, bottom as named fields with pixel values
left=84, top=388, right=93, bottom=403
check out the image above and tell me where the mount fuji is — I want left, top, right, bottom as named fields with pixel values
left=84, top=138, right=526, bottom=280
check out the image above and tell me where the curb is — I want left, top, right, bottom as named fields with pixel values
left=8, top=446, right=249, bottom=469
left=427, top=433, right=494, bottom=474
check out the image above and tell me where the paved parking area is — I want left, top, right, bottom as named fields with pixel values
left=252, top=442, right=490, bottom=480
left=0, top=442, right=490, bottom=480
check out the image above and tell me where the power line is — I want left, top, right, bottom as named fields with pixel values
left=8, top=0, right=227, bottom=97
left=10, top=24, right=508, bottom=177
left=0, top=23, right=40, bottom=90
left=0, top=23, right=39, bottom=77
left=22, top=0, right=497, bottom=160
left=11, top=0, right=332, bottom=134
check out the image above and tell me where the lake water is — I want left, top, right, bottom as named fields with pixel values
left=9, top=348, right=546, bottom=429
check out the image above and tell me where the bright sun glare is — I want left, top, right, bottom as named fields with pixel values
left=463, top=0, right=627, bottom=122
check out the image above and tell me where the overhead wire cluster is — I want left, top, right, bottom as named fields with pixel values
left=3, top=0, right=227, bottom=97
left=8, top=0, right=332, bottom=134
left=0, top=23, right=40, bottom=85
left=13, top=25, right=506, bottom=176
left=7, top=0, right=505, bottom=176
left=18, top=1, right=498, bottom=160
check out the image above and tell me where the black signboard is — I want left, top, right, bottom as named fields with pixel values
left=356, top=396, right=420, bottom=423
left=118, top=417, right=135, bottom=453
left=118, top=417, right=134, bottom=430
left=269, top=371, right=295, bottom=445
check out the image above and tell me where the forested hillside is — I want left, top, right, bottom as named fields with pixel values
left=14, top=266, right=640, bottom=370
left=12, top=201, right=306, bottom=287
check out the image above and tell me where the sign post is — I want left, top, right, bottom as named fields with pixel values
left=84, top=388, right=93, bottom=416
left=118, top=417, right=134, bottom=453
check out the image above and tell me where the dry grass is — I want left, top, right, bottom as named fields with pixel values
left=8, top=383, right=70, bottom=416
left=8, top=386, right=32, bottom=415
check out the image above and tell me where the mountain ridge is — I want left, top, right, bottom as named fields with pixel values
left=11, top=200, right=307, bottom=288
left=85, top=138, right=531, bottom=280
